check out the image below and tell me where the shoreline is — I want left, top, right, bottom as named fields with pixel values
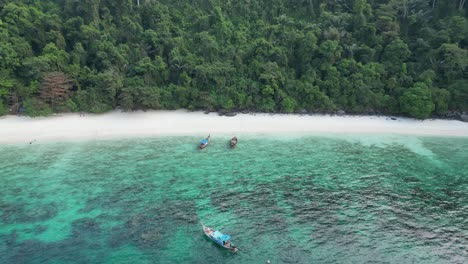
left=1, top=110, right=467, bottom=144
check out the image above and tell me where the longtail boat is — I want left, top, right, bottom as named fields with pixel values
left=230, top=136, right=238, bottom=148
left=199, top=134, right=210, bottom=149
left=202, top=224, right=238, bottom=252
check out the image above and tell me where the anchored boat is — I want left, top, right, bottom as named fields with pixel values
left=230, top=136, right=238, bottom=148
left=202, top=224, right=238, bottom=252
left=199, top=134, right=210, bottom=149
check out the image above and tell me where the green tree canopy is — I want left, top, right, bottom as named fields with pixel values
left=0, top=0, right=466, bottom=118
left=399, top=82, right=435, bottom=119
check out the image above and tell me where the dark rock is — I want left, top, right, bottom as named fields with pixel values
left=140, top=230, right=162, bottom=243
left=445, top=111, right=460, bottom=119
left=391, top=117, right=397, bottom=120
left=442, top=111, right=468, bottom=121
left=299, top=109, right=308, bottom=115
left=15, top=240, right=47, bottom=261
left=404, top=176, right=421, bottom=183
left=34, top=225, right=48, bottom=235
left=72, top=218, right=100, bottom=237
left=27, top=204, right=58, bottom=222
left=460, top=114, right=468, bottom=122
left=337, top=110, right=346, bottom=116
left=204, top=111, right=210, bottom=114
left=218, top=109, right=237, bottom=117
left=0, top=202, right=58, bottom=224
left=2, top=231, right=18, bottom=246
left=108, top=229, right=128, bottom=248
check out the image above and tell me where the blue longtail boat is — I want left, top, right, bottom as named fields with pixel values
left=199, top=134, right=210, bottom=149
left=202, top=224, right=238, bottom=252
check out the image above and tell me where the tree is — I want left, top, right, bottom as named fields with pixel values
left=0, top=72, right=14, bottom=100
left=436, top=44, right=467, bottom=83
left=40, top=72, right=73, bottom=109
left=0, top=99, right=6, bottom=115
left=23, top=98, right=52, bottom=117
left=318, top=40, right=342, bottom=64
left=375, top=3, right=399, bottom=38
left=353, top=0, right=371, bottom=29
left=281, top=97, right=296, bottom=113
left=447, top=80, right=468, bottom=111
left=431, top=88, right=450, bottom=115
left=448, top=16, right=467, bottom=44
left=399, top=82, right=434, bottom=119
left=381, top=38, right=410, bottom=73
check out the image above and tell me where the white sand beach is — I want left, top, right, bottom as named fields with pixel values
left=0, top=110, right=467, bottom=143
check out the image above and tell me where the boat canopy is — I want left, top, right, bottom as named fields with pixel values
left=201, top=139, right=208, bottom=144
left=212, top=231, right=231, bottom=241
left=221, top=234, right=231, bottom=241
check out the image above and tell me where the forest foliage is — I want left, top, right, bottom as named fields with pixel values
left=0, top=0, right=467, bottom=118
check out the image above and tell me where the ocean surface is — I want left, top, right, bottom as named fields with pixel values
left=0, top=134, right=467, bottom=264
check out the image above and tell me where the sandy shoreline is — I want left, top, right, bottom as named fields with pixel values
left=0, top=110, right=467, bottom=144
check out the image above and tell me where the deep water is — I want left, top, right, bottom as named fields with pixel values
left=0, top=134, right=467, bottom=264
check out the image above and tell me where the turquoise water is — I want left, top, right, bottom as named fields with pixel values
left=0, top=134, right=467, bottom=263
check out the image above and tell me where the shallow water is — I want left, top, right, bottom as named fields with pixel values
left=0, top=134, right=467, bottom=263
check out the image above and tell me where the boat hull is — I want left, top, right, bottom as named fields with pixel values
left=230, top=137, right=238, bottom=148
left=199, top=143, right=209, bottom=149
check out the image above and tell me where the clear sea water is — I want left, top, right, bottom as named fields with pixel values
left=0, top=134, right=467, bottom=264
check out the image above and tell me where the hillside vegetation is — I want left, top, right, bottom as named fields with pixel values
left=0, top=0, right=467, bottom=118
